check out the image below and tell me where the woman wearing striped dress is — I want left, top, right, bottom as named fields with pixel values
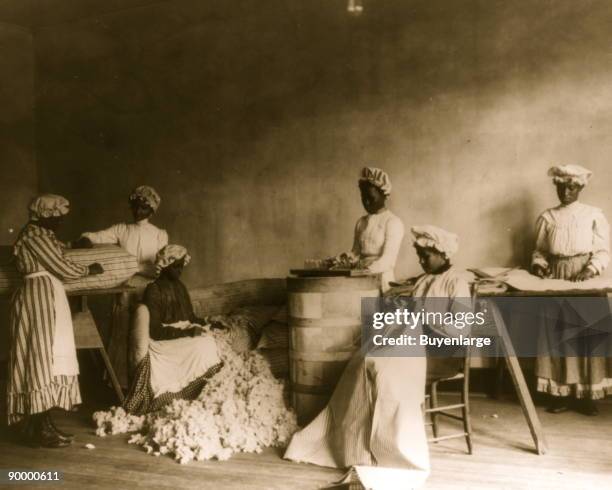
left=7, top=194, right=103, bottom=448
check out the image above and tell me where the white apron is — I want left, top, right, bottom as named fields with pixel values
left=25, top=271, right=79, bottom=377
left=148, top=334, right=220, bottom=397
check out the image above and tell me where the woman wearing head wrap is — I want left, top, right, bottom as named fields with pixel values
left=74, top=185, right=169, bottom=389
left=285, top=226, right=470, bottom=488
left=122, top=245, right=221, bottom=414
left=76, top=185, right=168, bottom=277
left=331, top=167, right=404, bottom=292
left=532, top=165, right=612, bottom=415
left=7, top=195, right=104, bottom=448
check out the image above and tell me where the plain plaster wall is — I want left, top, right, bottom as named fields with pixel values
left=32, top=0, right=612, bottom=287
left=0, top=21, right=36, bottom=245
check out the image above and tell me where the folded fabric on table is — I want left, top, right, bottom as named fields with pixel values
left=0, top=244, right=139, bottom=293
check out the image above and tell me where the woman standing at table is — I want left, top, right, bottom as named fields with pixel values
left=332, top=167, right=404, bottom=292
left=532, top=164, right=612, bottom=415
left=7, top=195, right=103, bottom=447
left=74, top=185, right=169, bottom=386
left=75, top=185, right=168, bottom=278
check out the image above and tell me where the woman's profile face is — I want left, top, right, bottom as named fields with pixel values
left=359, top=182, right=386, bottom=214
left=130, top=198, right=154, bottom=221
left=556, top=182, right=582, bottom=206
left=416, top=246, right=448, bottom=274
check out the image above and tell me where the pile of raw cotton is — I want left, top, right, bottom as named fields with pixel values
left=93, top=329, right=298, bottom=464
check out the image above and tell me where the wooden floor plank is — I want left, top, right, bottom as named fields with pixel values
left=1, top=396, right=612, bottom=489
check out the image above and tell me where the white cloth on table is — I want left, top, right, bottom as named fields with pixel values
left=532, top=201, right=610, bottom=274
left=351, top=209, right=404, bottom=291
left=26, top=271, right=79, bottom=376
left=148, top=333, right=220, bottom=397
left=82, top=219, right=168, bottom=276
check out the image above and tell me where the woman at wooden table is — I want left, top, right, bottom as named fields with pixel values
left=75, top=185, right=168, bottom=278
left=285, top=225, right=470, bottom=488
left=7, top=195, right=103, bottom=448
left=532, top=164, right=612, bottom=415
left=74, top=185, right=169, bottom=387
left=123, top=245, right=221, bottom=414
left=331, top=167, right=404, bottom=292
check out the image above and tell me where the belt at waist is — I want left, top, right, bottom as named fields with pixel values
left=24, top=271, right=52, bottom=279
left=550, top=252, right=591, bottom=260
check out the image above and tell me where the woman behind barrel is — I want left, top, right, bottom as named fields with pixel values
left=285, top=225, right=469, bottom=488
left=7, top=195, right=103, bottom=447
left=532, top=164, right=612, bottom=415
left=330, top=167, right=404, bottom=292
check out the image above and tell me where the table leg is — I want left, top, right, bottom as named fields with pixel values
left=98, top=346, right=125, bottom=403
left=488, top=301, right=548, bottom=455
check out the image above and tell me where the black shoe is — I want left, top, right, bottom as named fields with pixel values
left=546, top=397, right=570, bottom=414
left=35, top=419, right=71, bottom=448
left=577, top=399, right=599, bottom=416
left=45, top=412, right=74, bottom=440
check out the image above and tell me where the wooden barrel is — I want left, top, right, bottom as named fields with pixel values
left=287, top=275, right=380, bottom=425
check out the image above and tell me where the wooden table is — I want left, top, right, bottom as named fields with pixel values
left=476, top=285, right=612, bottom=456
left=66, top=286, right=134, bottom=403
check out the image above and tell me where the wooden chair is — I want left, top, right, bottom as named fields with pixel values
left=424, top=344, right=473, bottom=454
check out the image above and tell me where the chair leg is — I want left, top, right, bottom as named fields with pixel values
left=430, top=381, right=439, bottom=440
left=461, top=377, right=473, bottom=454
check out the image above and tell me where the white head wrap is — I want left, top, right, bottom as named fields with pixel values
left=548, top=165, right=592, bottom=186
left=129, top=185, right=161, bottom=212
left=411, top=225, right=459, bottom=258
left=155, top=245, right=191, bottom=275
left=29, top=194, right=70, bottom=221
left=359, top=167, right=392, bottom=196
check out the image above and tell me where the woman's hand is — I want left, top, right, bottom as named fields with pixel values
left=357, top=257, right=376, bottom=270
left=72, top=237, right=93, bottom=249
left=88, top=263, right=104, bottom=275
left=574, top=267, right=596, bottom=282
left=532, top=264, right=549, bottom=278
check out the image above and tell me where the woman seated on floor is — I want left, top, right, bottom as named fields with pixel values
left=284, top=225, right=470, bottom=488
left=123, top=245, right=222, bottom=414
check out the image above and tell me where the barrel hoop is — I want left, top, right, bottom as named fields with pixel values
left=287, top=276, right=380, bottom=293
left=291, top=383, right=336, bottom=396
left=288, top=317, right=362, bottom=328
left=289, top=349, right=355, bottom=362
